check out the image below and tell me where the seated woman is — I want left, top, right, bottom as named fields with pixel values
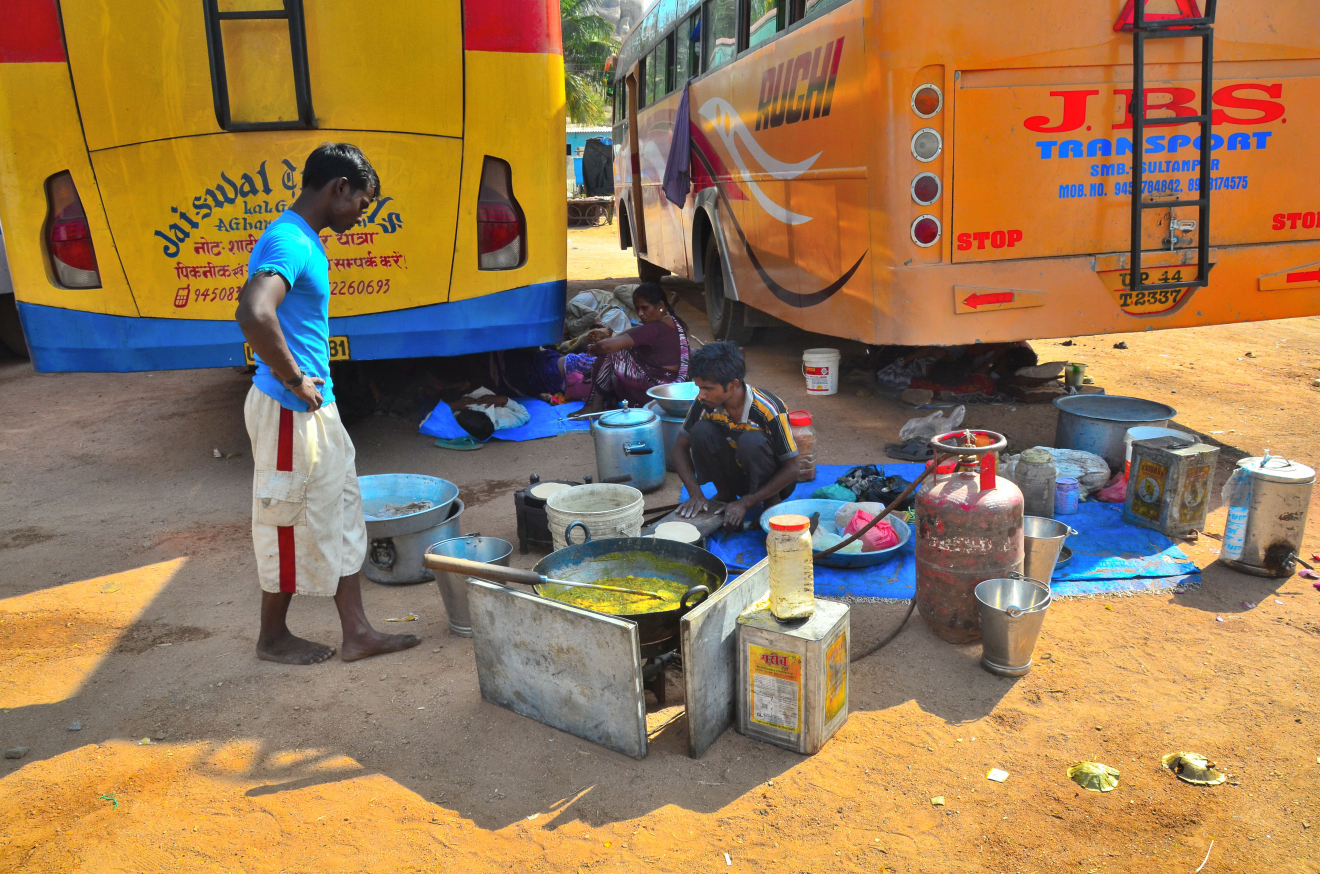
left=582, top=282, right=689, bottom=411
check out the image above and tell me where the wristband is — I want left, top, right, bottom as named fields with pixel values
left=284, top=370, right=304, bottom=388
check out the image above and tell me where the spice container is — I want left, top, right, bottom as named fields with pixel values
left=1015, top=448, right=1057, bottom=517
left=789, top=410, right=816, bottom=482
left=1054, top=477, right=1080, bottom=515
left=766, top=514, right=815, bottom=620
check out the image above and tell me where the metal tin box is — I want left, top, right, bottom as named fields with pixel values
left=737, top=599, right=849, bottom=755
left=1123, top=436, right=1218, bottom=537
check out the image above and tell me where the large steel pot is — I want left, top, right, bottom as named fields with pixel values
left=592, top=403, right=667, bottom=492
left=535, top=526, right=725, bottom=655
left=645, top=400, right=686, bottom=472
left=1053, top=395, right=1176, bottom=471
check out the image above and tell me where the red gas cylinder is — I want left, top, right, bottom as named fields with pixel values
left=915, top=430, right=1024, bottom=643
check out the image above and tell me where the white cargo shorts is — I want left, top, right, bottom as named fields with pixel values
left=244, top=387, right=367, bottom=596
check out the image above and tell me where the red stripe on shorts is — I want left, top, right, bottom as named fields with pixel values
left=277, top=407, right=295, bottom=593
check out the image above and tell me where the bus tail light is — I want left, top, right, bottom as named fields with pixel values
left=911, top=129, right=943, bottom=162
left=911, top=215, right=941, bottom=247
left=911, top=85, right=943, bottom=118
left=911, top=172, right=942, bottom=205
left=477, top=157, right=526, bottom=270
left=45, top=172, right=101, bottom=288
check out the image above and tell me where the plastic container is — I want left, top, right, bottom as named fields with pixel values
left=1054, top=477, right=1080, bottom=515
left=766, top=514, right=815, bottom=620
left=545, top=483, right=644, bottom=549
left=1123, top=426, right=1194, bottom=474
left=789, top=410, right=816, bottom=482
left=1015, top=447, right=1057, bottom=518
left=802, top=348, right=841, bottom=396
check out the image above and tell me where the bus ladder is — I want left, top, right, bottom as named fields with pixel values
left=1127, top=0, right=1218, bottom=296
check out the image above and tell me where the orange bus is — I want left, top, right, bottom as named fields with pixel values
left=611, top=0, right=1320, bottom=345
left=0, top=0, right=566, bottom=372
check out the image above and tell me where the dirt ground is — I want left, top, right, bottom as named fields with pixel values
left=2, top=223, right=1318, bottom=873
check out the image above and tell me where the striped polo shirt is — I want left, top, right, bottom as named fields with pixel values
left=680, top=383, right=799, bottom=462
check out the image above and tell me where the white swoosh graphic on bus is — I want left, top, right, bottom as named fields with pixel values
left=698, top=97, right=820, bottom=225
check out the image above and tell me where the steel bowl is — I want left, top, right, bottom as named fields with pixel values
left=1053, top=395, right=1176, bottom=471
left=646, top=381, right=699, bottom=417
left=359, top=474, right=459, bottom=538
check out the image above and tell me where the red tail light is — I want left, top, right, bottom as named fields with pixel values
left=477, top=157, right=525, bottom=270
left=911, top=215, right=941, bottom=247
left=45, top=172, right=101, bottom=288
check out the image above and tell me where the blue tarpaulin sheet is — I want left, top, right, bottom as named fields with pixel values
left=687, top=464, right=1200, bottom=600
left=420, top=399, right=591, bottom=442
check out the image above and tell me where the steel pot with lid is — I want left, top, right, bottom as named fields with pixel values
left=592, top=401, right=666, bottom=492
left=1219, top=452, right=1315, bottom=577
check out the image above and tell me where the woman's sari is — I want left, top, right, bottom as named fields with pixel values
left=588, top=319, right=689, bottom=408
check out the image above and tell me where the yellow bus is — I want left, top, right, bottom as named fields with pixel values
left=611, top=0, right=1320, bottom=345
left=0, top=0, right=566, bottom=371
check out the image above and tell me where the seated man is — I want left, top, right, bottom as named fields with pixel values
left=674, top=341, right=800, bottom=530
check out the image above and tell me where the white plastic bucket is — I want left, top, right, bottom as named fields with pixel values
left=1124, top=426, right=1194, bottom=474
left=545, top=483, right=644, bottom=550
left=802, top=348, right=841, bottom=396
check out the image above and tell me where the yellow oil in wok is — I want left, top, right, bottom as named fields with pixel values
left=540, top=576, right=690, bottom=616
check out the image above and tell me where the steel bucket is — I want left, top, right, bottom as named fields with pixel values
left=428, top=536, right=513, bottom=637
left=974, top=577, right=1051, bottom=678
left=1022, top=516, right=1076, bottom=587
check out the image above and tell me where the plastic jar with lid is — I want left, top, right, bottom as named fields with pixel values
left=789, top=410, right=816, bottom=482
left=1015, top=447, right=1057, bottom=517
left=766, top=514, right=815, bottom=620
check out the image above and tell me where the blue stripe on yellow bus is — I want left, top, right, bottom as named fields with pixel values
left=18, top=279, right=567, bottom=373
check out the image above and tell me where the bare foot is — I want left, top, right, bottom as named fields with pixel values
left=257, top=633, right=336, bottom=665
left=340, top=631, right=422, bottom=662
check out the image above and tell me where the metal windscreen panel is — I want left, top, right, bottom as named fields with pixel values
left=681, top=558, right=770, bottom=759
left=467, top=580, right=648, bottom=759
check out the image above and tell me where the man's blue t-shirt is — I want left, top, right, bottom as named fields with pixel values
left=247, top=212, right=334, bottom=412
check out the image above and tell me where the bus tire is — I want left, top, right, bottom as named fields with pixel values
left=636, top=257, right=668, bottom=282
left=0, top=295, right=28, bottom=358
left=703, top=243, right=755, bottom=345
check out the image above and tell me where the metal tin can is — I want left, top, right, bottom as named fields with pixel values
left=737, top=599, right=849, bottom=755
left=1054, top=477, right=1080, bottom=515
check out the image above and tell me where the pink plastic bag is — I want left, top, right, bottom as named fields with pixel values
left=843, top=510, right=900, bottom=552
left=1096, top=472, right=1128, bottom=503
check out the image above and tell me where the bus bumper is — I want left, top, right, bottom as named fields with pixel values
left=17, top=280, right=567, bottom=373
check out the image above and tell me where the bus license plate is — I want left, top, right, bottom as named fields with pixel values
left=243, top=336, right=351, bottom=366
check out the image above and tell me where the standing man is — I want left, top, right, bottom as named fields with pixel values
left=673, top=341, right=800, bottom=530
left=235, top=143, right=420, bottom=664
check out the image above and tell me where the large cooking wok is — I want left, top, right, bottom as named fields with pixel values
left=424, top=523, right=726, bottom=655
left=533, top=524, right=726, bottom=652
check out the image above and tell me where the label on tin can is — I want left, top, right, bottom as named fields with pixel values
left=1179, top=464, right=1211, bottom=523
left=1222, top=505, right=1249, bottom=560
left=804, top=365, right=830, bottom=392
left=749, top=646, right=801, bottom=733
left=1130, top=458, right=1168, bottom=521
left=824, top=631, right=848, bottom=723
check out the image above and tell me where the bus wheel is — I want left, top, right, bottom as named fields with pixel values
left=636, top=257, right=668, bottom=282
left=0, top=295, right=28, bottom=358
left=703, top=243, right=755, bottom=345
